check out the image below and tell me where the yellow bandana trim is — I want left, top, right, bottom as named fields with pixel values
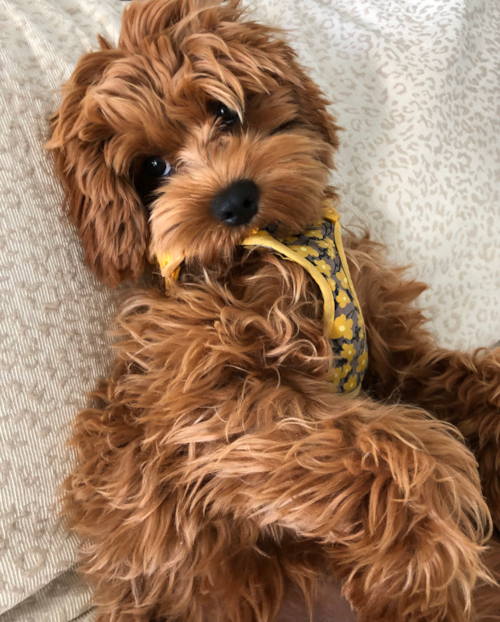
left=241, top=201, right=366, bottom=396
left=156, top=252, right=184, bottom=281
left=241, top=203, right=364, bottom=340
left=242, top=206, right=334, bottom=338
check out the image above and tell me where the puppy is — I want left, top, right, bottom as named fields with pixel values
left=47, top=0, right=500, bottom=620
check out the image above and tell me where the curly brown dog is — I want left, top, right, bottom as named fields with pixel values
left=47, top=0, right=500, bottom=621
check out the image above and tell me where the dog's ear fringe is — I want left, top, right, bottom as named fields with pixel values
left=265, top=43, right=340, bottom=156
left=47, top=46, right=148, bottom=287
left=288, top=62, right=341, bottom=154
left=51, top=143, right=148, bottom=287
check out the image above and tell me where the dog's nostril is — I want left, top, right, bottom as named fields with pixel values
left=211, top=180, right=259, bottom=227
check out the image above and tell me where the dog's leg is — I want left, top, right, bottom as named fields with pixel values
left=180, top=392, right=490, bottom=622
left=69, top=282, right=491, bottom=622
left=346, top=235, right=500, bottom=524
left=66, top=382, right=490, bottom=622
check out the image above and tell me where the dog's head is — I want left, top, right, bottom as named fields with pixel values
left=48, top=0, right=339, bottom=285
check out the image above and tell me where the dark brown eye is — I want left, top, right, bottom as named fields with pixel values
left=143, top=156, right=172, bottom=178
left=214, top=102, right=239, bottom=125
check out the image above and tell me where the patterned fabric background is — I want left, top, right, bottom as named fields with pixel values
left=0, top=2, right=123, bottom=620
left=0, top=0, right=499, bottom=620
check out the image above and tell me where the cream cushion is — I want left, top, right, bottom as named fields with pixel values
left=0, top=1, right=123, bottom=620
left=0, top=0, right=499, bottom=620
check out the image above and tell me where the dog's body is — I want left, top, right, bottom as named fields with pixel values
left=47, top=1, right=500, bottom=621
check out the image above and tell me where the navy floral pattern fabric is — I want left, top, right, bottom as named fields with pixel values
left=276, top=214, right=368, bottom=394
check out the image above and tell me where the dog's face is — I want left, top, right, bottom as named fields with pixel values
left=48, top=0, right=339, bottom=285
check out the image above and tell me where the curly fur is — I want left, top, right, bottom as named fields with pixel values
left=47, top=0, right=500, bottom=620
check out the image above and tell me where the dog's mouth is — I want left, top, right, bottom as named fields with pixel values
left=152, top=217, right=282, bottom=280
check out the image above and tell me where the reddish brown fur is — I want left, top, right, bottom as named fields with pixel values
left=47, top=0, right=500, bottom=620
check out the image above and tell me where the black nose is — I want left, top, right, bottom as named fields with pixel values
left=211, top=180, right=259, bottom=226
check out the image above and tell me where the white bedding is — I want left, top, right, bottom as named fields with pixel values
left=0, top=0, right=499, bottom=620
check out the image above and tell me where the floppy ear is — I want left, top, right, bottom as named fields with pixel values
left=289, top=62, right=340, bottom=154
left=278, top=46, right=340, bottom=163
left=219, top=17, right=340, bottom=163
left=47, top=39, right=148, bottom=287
